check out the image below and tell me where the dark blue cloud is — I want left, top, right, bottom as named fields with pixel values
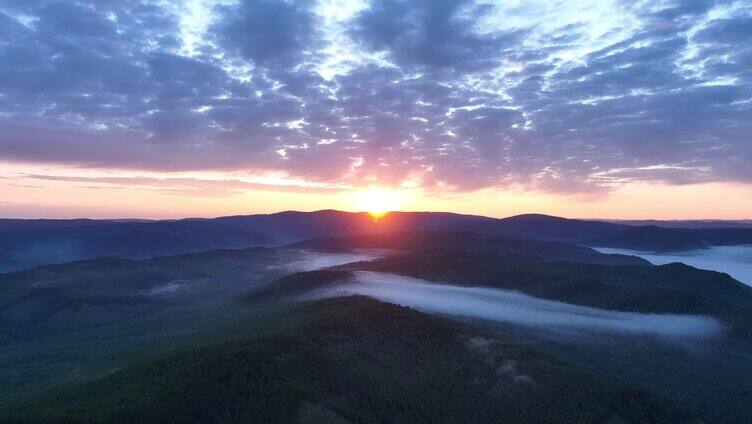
left=213, top=0, right=318, bottom=66
left=352, top=0, right=521, bottom=71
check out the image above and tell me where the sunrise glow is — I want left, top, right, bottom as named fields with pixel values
left=354, top=187, right=402, bottom=219
left=0, top=0, right=749, bottom=221
left=3, top=2, right=752, bottom=420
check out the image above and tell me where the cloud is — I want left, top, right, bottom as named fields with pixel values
left=21, top=173, right=346, bottom=196
left=0, top=0, right=750, bottom=193
left=351, top=0, right=522, bottom=70
left=213, top=0, right=319, bottom=67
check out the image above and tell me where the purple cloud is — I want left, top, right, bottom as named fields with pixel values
left=0, top=0, right=749, bottom=193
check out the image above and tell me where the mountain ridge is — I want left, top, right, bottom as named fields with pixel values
left=1, top=210, right=751, bottom=273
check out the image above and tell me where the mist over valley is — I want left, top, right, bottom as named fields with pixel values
left=595, top=245, right=752, bottom=287
left=307, top=271, right=724, bottom=338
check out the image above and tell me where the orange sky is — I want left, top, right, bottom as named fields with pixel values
left=1, top=162, right=750, bottom=220
left=2, top=1, right=751, bottom=222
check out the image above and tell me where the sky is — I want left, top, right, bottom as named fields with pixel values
left=0, top=0, right=750, bottom=219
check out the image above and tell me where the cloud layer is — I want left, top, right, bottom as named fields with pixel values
left=0, top=0, right=750, bottom=193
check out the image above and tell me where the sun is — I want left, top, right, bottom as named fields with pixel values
left=354, top=187, right=401, bottom=219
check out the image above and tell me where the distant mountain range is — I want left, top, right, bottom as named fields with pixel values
left=0, top=211, right=743, bottom=272
left=1, top=210, right=751, bottom=272
left=607, top=219, right=752, bottom=229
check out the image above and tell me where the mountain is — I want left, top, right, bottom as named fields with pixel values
left=249, top=231, right=752, bottom=422
left=289, top=230, right=649, bottom=266
left=279, top=231, right=752, bottom=326
left=0, top=218, right=137, bottom=232
left=246, top=269, right=356, bottom=301
left=2, top=296, right=690, bottom=424
left=1, top=210, right=751, bottom=273
left=0, top=247, right=300, bottom=341
left=683, top=227, right=752, bottom=246
left=0, top=219, right=274, bottom=273
left=0, top=211, right=441, bottom=272
left=609, top=219, right=752, bottom=229
left=2, top=229, right=752, bottom=422
left=452, top=213, right=625, bottom=242
left=447, top=214, right=734, bottom=252
left=587, top=225, right=711, bottom=251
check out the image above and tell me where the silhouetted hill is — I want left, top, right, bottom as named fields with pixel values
left=289, top=230, right=649, bottom=266
left=0, top=219, right=274, bottom=272
left=588, top=225, right=711, bottom=252
left=457, top=213, right=625, bottom=242
left=2, top=210, right=751, bottom=272
left=609, top=219, right=752, bottom=229
left=684, top=227, right=752, bottom=245
left=0, top=218, right=126, bottom=232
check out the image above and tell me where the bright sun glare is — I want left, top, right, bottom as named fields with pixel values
left=355, top=187, right=401, bottom=219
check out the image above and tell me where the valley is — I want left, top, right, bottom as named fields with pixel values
left=2, top=217, right=752, bottom=423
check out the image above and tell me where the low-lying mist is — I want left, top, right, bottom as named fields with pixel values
left=309, top=272, right=723, bottom=338
left=594, top=245, right=752, bottom=287
left=283, top=249, right=390, bottom=272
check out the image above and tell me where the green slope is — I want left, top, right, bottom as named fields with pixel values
left=343, top=250, right=752, bottom=328
left=3, top=296, right=689, bottom=424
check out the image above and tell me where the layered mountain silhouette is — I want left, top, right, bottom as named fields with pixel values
left=2, top=225, right=752, bottom=422
left=2, top=210, right=751, bottom=272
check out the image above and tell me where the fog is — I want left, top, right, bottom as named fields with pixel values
left=141, top=280, right=196, bottom=296
left=594, top=245, right=752, bottom=287
left=284, top=249, right=390, bottom=272
left=310, top=272, right=723, bottom=338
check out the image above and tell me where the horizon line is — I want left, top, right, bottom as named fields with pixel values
left=1, top=209, right=751, bottom=223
